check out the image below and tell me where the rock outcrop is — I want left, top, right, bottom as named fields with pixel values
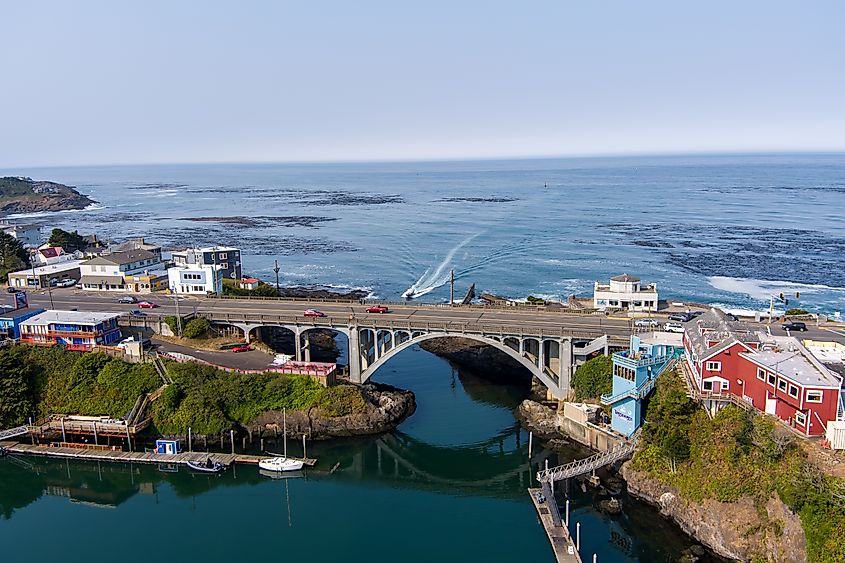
left=419, top=337, right=531, bottom=382
left=252, top=382, right=416, bottom=439
left=621, top=462, right=806, bottom=562
left=514, top=399, right=560, bottom=439
left=0, top=177, right=95, bottom=215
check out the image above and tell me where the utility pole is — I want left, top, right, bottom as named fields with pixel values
left=450, top=269, right=455, bottom=305
left=172, top=284, right=183, bottom=337
left=273, top=259, right=281, bottom=290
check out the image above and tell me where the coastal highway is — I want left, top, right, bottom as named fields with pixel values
left=19, top=287, right=845, bottom=344
left=22, top=288, right=635, bottom=338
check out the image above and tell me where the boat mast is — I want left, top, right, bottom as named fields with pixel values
left=283, top=408, right=288, bottom=459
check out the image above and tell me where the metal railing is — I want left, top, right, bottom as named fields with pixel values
left=537, top=438, right=638, bottom=483
left=0, top=425, right=28, bottom=441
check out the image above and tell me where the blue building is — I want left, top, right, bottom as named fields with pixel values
left=0, top=307, right=46, bottom=340
left=601, top=333, right=685, bottom=437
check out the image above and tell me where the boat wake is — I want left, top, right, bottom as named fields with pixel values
left=402, top=234, right=478, bottom=298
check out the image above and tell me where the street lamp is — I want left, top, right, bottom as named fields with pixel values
left=273, top=259, right=281, bottom=291
left=170, top=284, right=183, bottom=337
left=29, top=249, right=54, bottom=309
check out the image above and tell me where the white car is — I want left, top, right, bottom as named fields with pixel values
left=634, top=318, right=659, bottom=327
left=664, top=322, right=685, bottom=333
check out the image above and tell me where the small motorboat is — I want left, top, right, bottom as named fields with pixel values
left=186, top=458, right=227, bottom=474
left=404, top=290, right=416, bottom=300
left=259, top=456, right=304, bottom=473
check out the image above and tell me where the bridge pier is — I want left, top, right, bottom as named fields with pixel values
left=348, top=326, right=363, bottom=383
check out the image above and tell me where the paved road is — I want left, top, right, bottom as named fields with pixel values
left=153, top=339, right=277, bottom=371
left=18, top=287, right=845, bottom=345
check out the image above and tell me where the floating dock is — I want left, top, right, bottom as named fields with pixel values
left=2, top=442, right=316, bottom=467
left=528, top=486, right=582, bottom=563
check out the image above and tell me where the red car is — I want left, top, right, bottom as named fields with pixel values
left=138, top=301, right=159, bottom=309
left=303, top=309, right=326, bottom=317
left=366, top=305, right=389, bottom=314
left=231, top=345, right=253, bottom=353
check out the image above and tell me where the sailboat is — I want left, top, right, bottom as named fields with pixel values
left=258, top=408, right=304, bottom=472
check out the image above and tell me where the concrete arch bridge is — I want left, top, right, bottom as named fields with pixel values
left=202, top=311, right=625, bottom=399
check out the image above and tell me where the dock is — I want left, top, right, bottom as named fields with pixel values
left=528, top=485, right=582, bottom=563
left=1, top=442, right=316, bottom=467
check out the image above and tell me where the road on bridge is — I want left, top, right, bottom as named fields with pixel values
left=22, top=288, right=637, bottom=338
left=20, top=287, right=845, bottom=345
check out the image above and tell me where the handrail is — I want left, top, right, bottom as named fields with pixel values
left=0, top=425, right=28, bottom=441
left=537, top=436, right=638, bottom=483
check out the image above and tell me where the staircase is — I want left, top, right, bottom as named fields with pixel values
left=576, top=335, right=608, bottom=357
left=150, top=351, right=172, bottom=385
left=537, top=433, right=639, bottom=483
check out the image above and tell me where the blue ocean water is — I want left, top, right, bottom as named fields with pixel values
left=4, top=153, right=845, bottom=314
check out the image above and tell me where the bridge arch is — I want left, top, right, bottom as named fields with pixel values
left=358, top=331, right=563, bottom=397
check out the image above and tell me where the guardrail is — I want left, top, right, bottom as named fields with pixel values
left=199, top=311, right=618, bottom=339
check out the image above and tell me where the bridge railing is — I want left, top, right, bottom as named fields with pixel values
left=203, top=294, right=609, bottom=315
left=199, top=311, right=620, bottom=340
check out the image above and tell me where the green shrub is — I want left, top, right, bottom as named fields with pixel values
left=786, top=308, right=809, bottom=316
left=571, top=355, right=613, bottom=400
left=181, top=318, right=210, bottom=339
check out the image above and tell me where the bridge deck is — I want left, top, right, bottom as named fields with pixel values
left=528, top=486, right=582, bottom=563
left=1, top=442, right=316, bottom=467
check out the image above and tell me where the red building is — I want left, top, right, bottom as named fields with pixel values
left=683, top=309, right=843, bottom=437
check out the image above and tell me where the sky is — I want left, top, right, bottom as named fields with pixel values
left=1, top=0, right=844, bottom=167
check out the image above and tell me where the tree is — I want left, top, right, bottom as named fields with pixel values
left=182, top=318, right=210, bottom=339
left=571, top=355, right=613, bottom=400
left=47, top=228, right=85, bottom=252
left=0, top=231, right=29, bottom=283
left=0, top=347, right=37, bottom=427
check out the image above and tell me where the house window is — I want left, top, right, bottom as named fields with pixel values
left=767, top=373, right=777, bottom=386
left=220, top=263, right=228, bottom=270
left=806, top=390, right=823, bottom=403
left=596, top=299, right=607, bottom=306
left=788, top=385, right=799, bottom=399
left=706, top=361, right=722, bottom=372
left=702, top=381, right=713, bottom=392
left=795, top=411, right=807, bottom=427
left=218, top=253, right=228, bottom=260
left=777, top=379, right=787, bottom=392
left=757, top=368, right=766, bottom=381
left=721, top=381, right=729, bottom=391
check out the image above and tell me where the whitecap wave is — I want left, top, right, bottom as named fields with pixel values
left=707, top=276, right=845, bottom=302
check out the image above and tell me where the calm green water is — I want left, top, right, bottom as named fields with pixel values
left=0, top=348, right=705, bottom=562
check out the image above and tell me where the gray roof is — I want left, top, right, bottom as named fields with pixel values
left=82, top=249, right=155, bottom=266
left=684, top=308, right=760, bottom=361
left=611, top=273, right=640, bottom=282
left=742, top=337, right=841, bottom=388
left=20, top=310, right=122, bottom=327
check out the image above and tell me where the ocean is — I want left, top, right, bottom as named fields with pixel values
left=4, top=153, right=844, bottom=316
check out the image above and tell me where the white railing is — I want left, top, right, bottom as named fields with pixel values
left=537, top=439, right=637, bottom=483
left=0, top=426, right=29, bottom=441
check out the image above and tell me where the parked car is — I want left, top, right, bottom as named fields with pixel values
left=782, top=321, right=808, bottom=332
left=49, top=277, right=59, bottom=287
left=138, top=301, right=159, bottom=309
left=633, top=318, right=659, bottom=327
left=56, top=278, right=76, bottom=288
left=129, top=310, right=146, bottom=317
left=664, top=322, right=685, bottom=333
left=117, top=336, right=152, bottom=349
left=688, top=311, right=705, bottom=319
left=118, top=296, right=137, bottom=304
left=6, top=287, right=18, bottom=293
left=303, top=309, right=326, bottom=317
left=231, top=345, right=253, bottom=353
left=725, top=313, right=739, bottom=321
left=668, top=313, right=692, bottom=323
left=366, top=305, right=390, bottom=314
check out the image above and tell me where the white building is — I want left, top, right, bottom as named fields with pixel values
left=33, top=245, right=79, bottom=266
left=167, top=263, right=223, bottom=295
left=79, top=249, right=166, bottom=292
left=171, top=246, right=242, bottom=281
left=7, top=260, right=83, bottom=288
left=593, top=274, right=659, bottom=312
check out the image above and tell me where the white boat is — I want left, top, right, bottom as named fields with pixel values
left=259, top=457, right=304, bottom=472
left=258, top=408, right=304, bottom=473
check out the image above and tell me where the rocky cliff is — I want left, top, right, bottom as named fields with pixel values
left=621, top=462, right=806, bottom=562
